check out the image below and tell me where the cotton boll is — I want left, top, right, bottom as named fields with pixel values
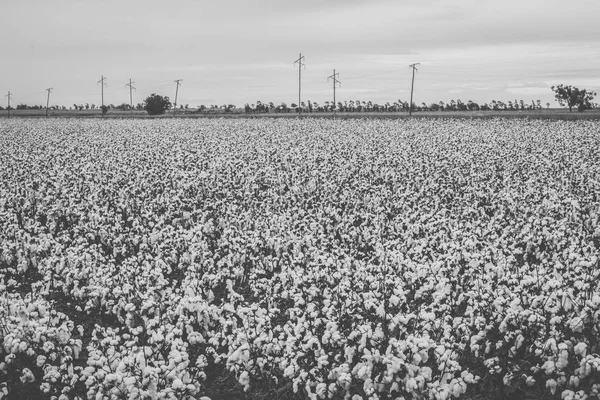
left=569, top=317, right=584, bottom=333
left=37, top=355, right=47, bottom=367
left=574, top=343, right=587, bottom=357
left=546, top=378, right=557, bottom=395
left=40, top=382, right=51, bottom=393
left=239, top=370, right=250, bottom=391
left=172, top=378, right=184, bottom=390
left=20, top=367, right=35, bottom=383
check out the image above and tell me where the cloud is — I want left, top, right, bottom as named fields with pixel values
left=505, top=87, right=550, bottom=96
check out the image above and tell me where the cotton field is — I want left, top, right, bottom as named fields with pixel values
left=1, top=118, right=600, bottom=400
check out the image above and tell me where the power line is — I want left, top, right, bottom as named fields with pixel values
left=293, top=53, right=305, bottom=111
left=327, top=69, right=341, bottom=111
left=126, top=79, right=136, bottom=112
left=5, top=91, right=13, bottom=118
left=409, top=62, right=420, bottom=116
left=173, top=79, right=182, bottom=117
left=97, top=75, right=107, bottom=117
left=45, top=88, right=53, bottom=117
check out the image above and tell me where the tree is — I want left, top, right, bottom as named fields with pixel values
left=143, top=93, right=171, bottom=115
left=551, top=84, right=597, bottom=112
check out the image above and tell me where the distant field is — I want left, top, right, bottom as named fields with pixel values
left=2, top=108, right=600, bottom=119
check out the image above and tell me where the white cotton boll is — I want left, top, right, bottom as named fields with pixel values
left=172, top=378, right=184, bottom=390
left=239, top=370, right=250, bottom=388
left=406, top=378, right=417, bottom=392
left=328, top=383, right=337, bottom=398
left=438, top=387, right=450, bottom=400
left=545, top=338, right=558, bottom=353
left=315, top=383, right=327, bottom=399
left=451, top=381, right=463, bottom=398
left=556, top=354, right=570, bottom=370
left=503, top=373, right=513, bottom=386
left=413, top=353, right=422, bottom=365
left=105, top=373, right=118, bottom=384
left=515, top=334, right=525, bottom=349
left=20, top=367, right=35, bottom=383
left=574, top=343, right=587, bottom=357
left=558, top=343, right=569, bottom=351
left=546, top=378, right=557, bottom=395
left=543, top=360, right=556, bottom=374
left=18, top=341, right=28, bottom=353
left=36, top=355, right=47, bottom=367
left=338, top=372, right=351, bottom=389
left=569, top=317, right=584, bottom=333
left=569, top=376, right=580, bottom=388
left=461, top=371, right=474, bottom=384
left=561, top=390, right=575, bottom=400
left=123, top=376, right=136, bottom=387
left=40, top=382, right=51, bottom=394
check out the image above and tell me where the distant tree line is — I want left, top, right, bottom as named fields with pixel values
left=3, top=85, right=595, bottom=114
left=242, top=99, right=555, bottom=113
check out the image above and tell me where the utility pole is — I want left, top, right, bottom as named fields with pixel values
left=5, top=91, right=12, bottom=118
left=98, top=75, right=107, bottom=117
left=173, top=79, right=182, bottom=117
left=293, top=53, right=305, bottom=112
left=408, top=63, right=420, bottom=116
left=45, top=88, right=53, bottom=117
left=126, top=79, right=136, bottom=113
left=327, top=69, right=341, bottom=112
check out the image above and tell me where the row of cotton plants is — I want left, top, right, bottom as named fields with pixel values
left=1, top=117, right=600, bottom=400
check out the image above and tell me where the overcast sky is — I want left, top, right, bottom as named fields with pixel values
left=1, top=0, right=599, bottom=108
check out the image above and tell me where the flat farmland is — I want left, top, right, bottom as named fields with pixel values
left=1, top=118, right=600, bottom=400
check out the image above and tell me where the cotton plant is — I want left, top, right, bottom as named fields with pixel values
left=0, top=293, right=84, bottom=398
left=82, top=323, right=207, bottom=400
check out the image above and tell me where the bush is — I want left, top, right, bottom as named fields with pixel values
left=143, top=93, right=171, bottom=115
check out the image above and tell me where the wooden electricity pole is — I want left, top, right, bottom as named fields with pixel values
left=173, top=79, right=182, bottom=117
left=327, top=69, right=341, bottom=112
left=5, top=91, right=12, bottom=118
left=45, top=88, right=53, bottom=117
left=98, top=75, right=107, bottom=117
left=126, top=79, right=136, bottom=113
left=293, top=53, right=305, bottom=112
left=409, top=63, right=420, bottom=116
